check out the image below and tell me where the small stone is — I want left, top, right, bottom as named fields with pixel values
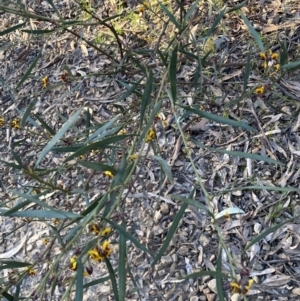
left=231, top=293, right=241, bottom=301
left=292, top=287, right=300, bottom=295
left=199, top=234, right=210, bottom=247
left=209, top=254, right=215, bottom=262
left=232, top=190, right=242, bottom=196
left=190, top=296, right=198, bottom=301
left=207, top=293, right=216, bottom=301
left=293, top=205, right=300, bottom=223
left=154, top=210, right=162, bottom=223
left=254, top=223, right=262, bottom=234
left=207, top=279, right=217, bottom=294
left=177, top=245, right=189, bottom=255
left=171, top=253, right=177, bottom=262
left=160, top=203, right=169, bottom=214
left=161, top=255, right=173, bottom=266
left=152, top=225, right=164, bottom=236
left=202, top=275, right=211, bottom=282
left=253, top=262, right=264, bottom=271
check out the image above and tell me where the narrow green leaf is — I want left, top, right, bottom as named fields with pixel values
left=158, top=1, right=181, bottom=31
left=102, top=217, right=154, bottom=257
left=64, top=135, right=129, bottom=162
left=104, top=258, right=119, bottom=301
left=243, top=215, right=300, bottom=252
left=201, top=50, right=212, bottom=66
left=118, top=221, right=127, bottom=301
left=78, top=161, right=116, bottom=174
left=85, top=109, right=91, bottom=137
left=115, top=79, right=142, bottom=102
left=175, top=0, right=186, bottom=18
left=152, top=202, right=188, bottom=267
left=15, top=49, right=42, bottom=91
left=138, top=99, right=163, bottom=145
left=11, top=150, right=25, bottom=168
left=87, top=114, right=120, bottom=142
left=34, top=113, right=56, bottom=135
left=152, top=155, right=173, bottom=184
left=179, top=270, right=230, bottom=280
left=157, top=49, right=168, bottom=66
left=51, top=145, right=85, bottom=153
left=63, top=224, right=82, bottom=243
left=75, top=258, right=83, bottom=301
left=35, top=108, right=82, bottom=167
left=49, top=225, right=65, bottom=248
left=181, top=105, right=257, bottom=132
left=81, top=195, right=104, bottom=217
left=21, top=98, right=37, bottom=127
left=169, top=45, right=178, bottom=105
left=243, top=52, right=251, bottom=93
left=170, top=195, right=214, bottom=218
left=0, top=260, right=31, bottom=270
left=226, top=0, right=247, bottom=13
left=127, top=266, right=141, bottom=298
left=205, top=8, right=226, bottom=37
left=216, top=248, right=225, bottom=301
left=192, top=140, right=284, bottom=166
left=1, top=200, right=31, bottom=215
left=0, top=160, right=23, bottom=170
left=50, top=264, right=60, bottom=297
left=4, top=190, right=71, bottom=215
left=14, top=282, right=21, bottom=301
left=179, top=49, right=198, bottom=60
left=140, top=71, right=153, bottom=128
left=218, top=185, right=300, bottom=195
left=2, top=291, right=14, bottom=301
left=21, top=29, right=57, bottom=35
left=45, top=0, right=59, bottom=14
left=241, top=13, right=264, bottom=52
left=279, top=40, right=288, bottom=66
left=83, top=274, right=111, bottom=288
left=193, top=59, right=202, bottom=92
left=111, top=150, right=128, bottom=187
left=0, top=22, right=26, bottom=36
left=183, top=0, right=201, bottom=25
left=281, top=60, right=300, bottom=71
left=2, top=209, right=80, bottom=219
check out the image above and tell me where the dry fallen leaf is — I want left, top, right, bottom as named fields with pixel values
left=261, top=274, right=291, bottom=287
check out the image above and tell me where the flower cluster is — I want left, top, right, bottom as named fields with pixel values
left=118, top=128, right=127, bottom=135
left=259, top=50, right=280, bottom=71
left=25, top=267, right=36, bottom=276
left=0, top=117, right=22, bottom=129
left=255, top=85, right=265, bottom=95
left=69, top=254, right=93, bottom=276
left=230, top=278, right=254, bottom=295
left=88, top=223, right=100, bottom=235
left=11, top=118, right=20, bottom=129
left=42, top=76, right=49, bottom=88
left=145, top=128, right=155, bottom=142
left=104, top=170, right=114, bottom=178
left=0, top=117, right=4, bottom=127
left=88, top=223, right=111, bottom=236
left=88, top=241, right=113, bottom=262
left=69, top=255, right=77, bottom=271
